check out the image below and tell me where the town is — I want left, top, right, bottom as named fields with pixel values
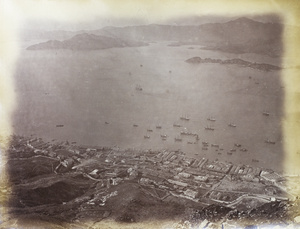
left=4, top=134, right=300, bottom=228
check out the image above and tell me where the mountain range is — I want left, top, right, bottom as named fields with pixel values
left=26, top=17, right=283, bottom=56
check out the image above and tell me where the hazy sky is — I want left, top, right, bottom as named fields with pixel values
left=21, top=14, right=282, bottom=31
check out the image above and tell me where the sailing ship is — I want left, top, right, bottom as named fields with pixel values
left=205, top=126, right=214, bottom=131
left=207, top=117, right=216, bottom=121
left=180, top=115, right=190, bottom=121
left=135, top=84, right=143, bottom=91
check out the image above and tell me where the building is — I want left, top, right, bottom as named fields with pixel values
left=261, top=170, right=282, bottom=184
left=194, top=175, right=208, bottom=182
left=184, top=189, right=198, bottom=199
left=178, top=172, right=191, bottom=179
left=167, top=179, right=188, bottom=187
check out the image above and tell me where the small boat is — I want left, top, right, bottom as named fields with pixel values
left=187, top=141, right=194, bottom=144
left=133, top=124, right=138, bottom=127
left=202, top=147, right=208, bottom=150
left=161, top=134, right=168, bottom=138
left=230, top=149, right=236, bottom=152
left=205, top=126, right=214, bottom=131
left=175, top=137, right=182, bottom=142
left=147, top=129, right=153, bottom=132
left=211, top=144, right=219, bottom=148
left=207, top=117, right=216, bottom=122
left=234, top=143, right=241, bottom=147
left=210, top=144, right=219, bottom=148
left=105, top=121, right=109, bottom=124
left=156, top=125, right=162, bottom=129
left=144, top=135, right=150, bottom=139
left=180, top=131, right=196, bottom=136
left=228, top=123, right=236, bottom=127
left=240, top=148, right=248, bottom=152
left=252, top=159, right=259, bottom=162
left=262, top=111, right=270, bottom=116
left=173, top=123, right=181, bottom=127
left=56, top=125, right=64, bottom=127
left=227, top=152, right=232, bottom=155
left=202, top=141, right=209, bottom=145
left=265, top=139, right=276, bottom=144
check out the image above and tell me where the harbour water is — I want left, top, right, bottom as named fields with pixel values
left=13, top=42, right=283, bottom=171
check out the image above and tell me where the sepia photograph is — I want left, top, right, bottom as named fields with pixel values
left=0, top=0, right=300, bottom=228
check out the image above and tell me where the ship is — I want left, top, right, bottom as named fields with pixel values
left=180, top=115, right=190, bottom=121
left=173, top=123, right=181, bottom=127
left=147, top=129, right=153, bottom=132
left=265, top=139, right=276, bottom=144
left=234, top=143, right=241, bottom=147
left=207, top=117, right=216, bottom=121
left=211, top=144, right=219, bottom=148
left=56, top=125, right=64, bottom=127
left=156, top=125, right=162, bottom=129
left=180, top=131, right=197, bottom=136
left=262, top=111, right=270, bottom=116
left=240, top=148, right=248, bottom=152
left=205, top=126, right=214, bottom=131
left=160, top=134, right=168, bottom=139
left=133, top=124, right=138, bottom=127
left=174, top=137, right=182, bottom=142
left=135, top=84, right=143, bottom=91
left=144, top=135, right=150, bottom=139
left=228, top=123, right=236, bottom=127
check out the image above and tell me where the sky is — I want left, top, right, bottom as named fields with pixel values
left=20, top=14, right=283, bottom=32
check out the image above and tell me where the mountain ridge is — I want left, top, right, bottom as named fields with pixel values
left=26, top=17, right=282, bottom=56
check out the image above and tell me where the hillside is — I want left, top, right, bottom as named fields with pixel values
left=27, top=33, right=148, bottom=50
left=185, top=56, right=281, bottom=71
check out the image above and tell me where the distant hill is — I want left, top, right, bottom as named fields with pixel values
left=93, top=17, right=282, bottom=57
left=27, top=33, right=148, bottom=50
left=185, top=56, right=281, bottom=71
left=197, top=17, right=282, bottom=57
left=26, top=17, right=283, bottom=56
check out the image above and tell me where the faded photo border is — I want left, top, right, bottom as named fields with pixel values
left=0, top=0, right=300, bottom=228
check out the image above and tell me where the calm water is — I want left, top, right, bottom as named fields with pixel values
left=13, top=43, right=283, bottom=171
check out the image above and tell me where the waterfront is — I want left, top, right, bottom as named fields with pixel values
left=13, top=42, right=283, bottom=171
